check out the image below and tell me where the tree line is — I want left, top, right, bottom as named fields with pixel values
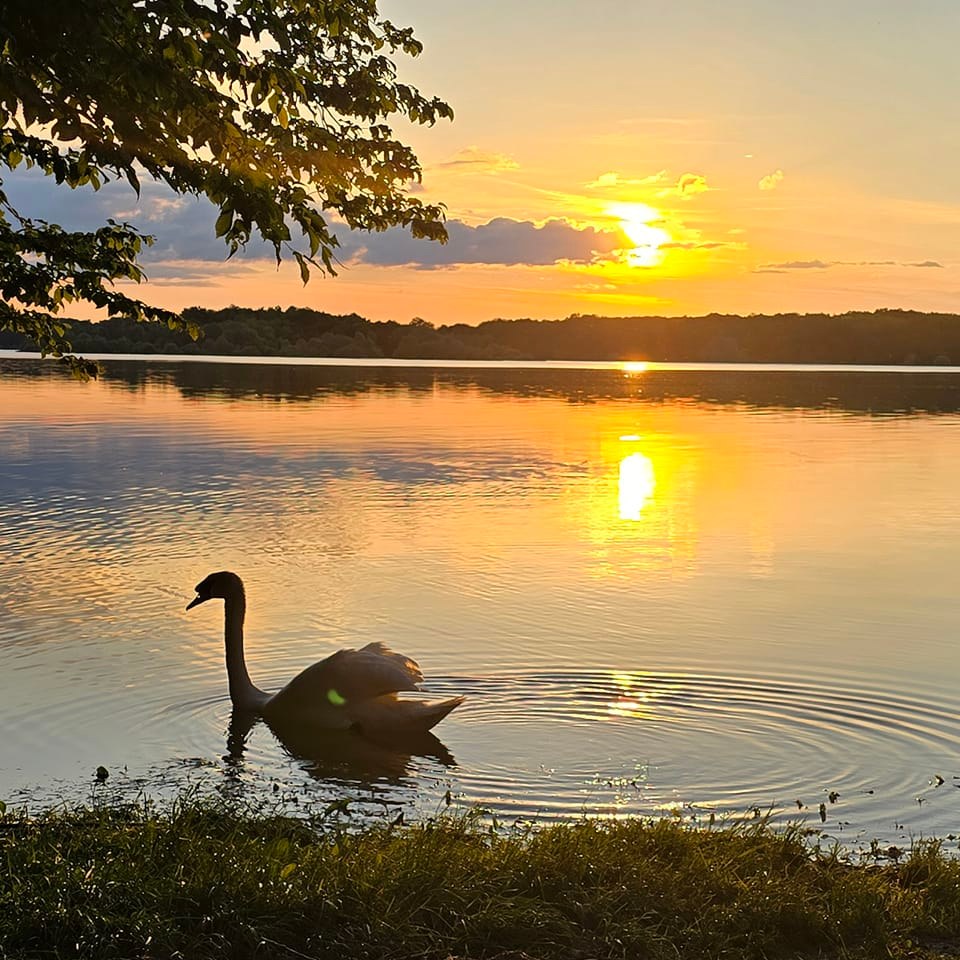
left=2, top=306, right=960, bottom=365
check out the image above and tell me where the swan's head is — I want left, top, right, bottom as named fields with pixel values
left=186, top=571, right=244, bottom=610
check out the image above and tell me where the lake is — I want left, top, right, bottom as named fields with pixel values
left=2, top=354, right=960, bottom=849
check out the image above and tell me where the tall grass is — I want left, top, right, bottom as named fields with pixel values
left=2, top=799, right=960, bottom=958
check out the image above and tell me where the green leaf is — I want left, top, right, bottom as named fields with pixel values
left=214, top=209, right=233, bottom=238
left=295, top=252, right=310, bottom=284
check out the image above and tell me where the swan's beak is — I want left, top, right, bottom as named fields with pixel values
left=186, top=595, right=206, bottom=611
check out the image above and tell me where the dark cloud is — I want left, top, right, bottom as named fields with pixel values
left=337, top=217, right=625, bottom=268
left=2, top=167, right=624, bottom=271
left=2, top=167, right=274, bottom=262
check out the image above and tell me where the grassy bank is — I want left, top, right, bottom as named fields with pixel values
left=2, top=802, right=960, bottom=959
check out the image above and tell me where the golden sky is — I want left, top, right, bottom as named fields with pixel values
left=9, top=0, right=960, bottom=323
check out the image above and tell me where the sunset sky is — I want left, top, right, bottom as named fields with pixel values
left=10, top=0, right=960, bottom=323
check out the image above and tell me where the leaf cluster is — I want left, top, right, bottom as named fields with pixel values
left=0, top=0, right=451, bottom=376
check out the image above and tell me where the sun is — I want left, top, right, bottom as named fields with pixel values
left=609, top=202, right=670, bottom=267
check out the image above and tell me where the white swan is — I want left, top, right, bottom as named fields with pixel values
left=186, top=571, right=464, bottom=736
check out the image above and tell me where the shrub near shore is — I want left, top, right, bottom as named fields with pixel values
left=3, top=802, right=960, bottom=959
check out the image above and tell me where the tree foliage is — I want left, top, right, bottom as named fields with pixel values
left=0, top=0, right=452, bottom=376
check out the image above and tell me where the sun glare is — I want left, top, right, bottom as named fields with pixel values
left=609, top=202, right=670, bottom=267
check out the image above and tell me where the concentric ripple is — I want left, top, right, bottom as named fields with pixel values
left=424, top=670, right=960, bottom=840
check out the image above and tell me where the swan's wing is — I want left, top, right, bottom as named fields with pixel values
left=271, top=643, right=423, bottom=712
left=358, top=642, right=424, bottom=685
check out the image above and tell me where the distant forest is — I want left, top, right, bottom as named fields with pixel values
left=3, top=307, right=960, bottom=365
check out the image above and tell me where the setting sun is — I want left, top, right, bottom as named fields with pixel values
left=608, top=202, right=671, bottom=267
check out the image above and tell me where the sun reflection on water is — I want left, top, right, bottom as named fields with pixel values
left=618, top=451, right=656, bottom=520
left=607, top=670, right=679, bottom=721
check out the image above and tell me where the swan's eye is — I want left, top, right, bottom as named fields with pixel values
left=326, top=688, right=346, bottom=706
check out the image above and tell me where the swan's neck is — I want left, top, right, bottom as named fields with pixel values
left=223, top=588, right=269, bottom=710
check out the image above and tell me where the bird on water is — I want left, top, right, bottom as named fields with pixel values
left=186, top=571, right=464, bottom=737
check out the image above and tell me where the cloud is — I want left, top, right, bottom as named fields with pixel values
left=338, top=217, right=625, bottom=269
left=114, top=196, right=192, bottom=222
left=434, top=146, right=519, bottom=173
left=758, top=169, right=785, bottom=191
left=648, top=172, right=709, bottom=198
left=675, top=173, right=709, bottom=196
left=586, top=170, right=667, bottom=189
left=2, top=168, right=276, bottom=262
left=125, top=261, right=261, bottom=284
left=587, top=169, right=709, bottom=197
left=757, top=259, right=945, bottom=272
left=762, top=260, right=833, bottom=270
left=660, top=240, right=731, bottom=250
left=0, top=166, right=626, bottom=271
left=573, top=281, right=619, bottom=291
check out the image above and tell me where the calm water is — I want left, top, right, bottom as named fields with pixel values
left=3, top=355, right=960, bottom=848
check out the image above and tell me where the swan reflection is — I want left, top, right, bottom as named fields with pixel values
left=226, top=707, right=455, bottom=785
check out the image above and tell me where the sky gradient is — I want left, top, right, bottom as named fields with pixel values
left=10, top=0, right=960, bottom=323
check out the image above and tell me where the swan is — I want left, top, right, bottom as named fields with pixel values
left=186, top=571, right=464, bottom=736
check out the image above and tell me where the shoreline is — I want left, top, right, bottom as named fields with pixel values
left=5, top=349, right=960, bottom=374
left=3, top=800, right=959, bottom=959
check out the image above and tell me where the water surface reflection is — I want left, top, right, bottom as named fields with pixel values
left=2, top=357, right=960, bottom=848
left=6, top=355, right=960, bottom=414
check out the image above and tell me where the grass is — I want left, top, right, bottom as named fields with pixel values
left=3, top=799, right=960, bottom=959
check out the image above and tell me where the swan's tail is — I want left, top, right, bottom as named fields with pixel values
left=407, top=695, right=465, bottom=732
left=352, top=695, right=465, bottom=736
